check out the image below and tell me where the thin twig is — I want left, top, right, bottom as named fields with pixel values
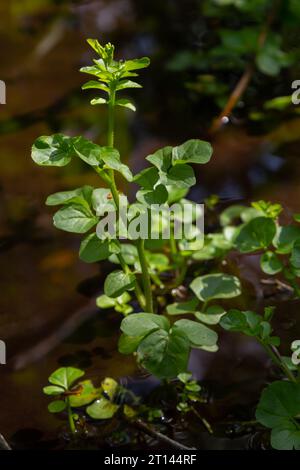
left=190, top=405, right=213, bottom=434
left=209, top=0, right=282, bottom=134
left=132, top=419, right=197, bottom=450
left=0, top=433, right=11, bottom=450
left=261, top=278, right=294, bottom=293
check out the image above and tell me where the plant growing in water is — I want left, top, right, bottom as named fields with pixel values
left=32, top=38, right=238, bottom=380
left=33, top=39, right=300, bottom=450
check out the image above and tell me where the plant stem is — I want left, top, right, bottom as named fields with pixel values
left=108, top=85, right=116, bottom=147
left=104, top=81, right=146, bottom=309
left=169, top=226, right=178, bottom=259
left=150, top=272, right=164, bottom=288
left=209, top=0, right=281, bottom=134
left=132, top=419, right=196, bottom=450
left=136, top=238, right=154, bottom=313
left=261, top=342, right=296, bottom=383
left=190, top=405, right=213, bottom=434
left=66, top=397, right=76, bottom=435
left=118, top=251, right=146, bottom=309
left=174, top=259, right=188, bottom=287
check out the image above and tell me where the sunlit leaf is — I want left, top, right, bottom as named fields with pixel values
left=86, top=398, right=119, bottom=420
left=104, top=270, right=136, bottom=298
left=48, top=367, right=85, bottom=390
left=32, top=134, right=74, bottom=167
left=190, top=273, right=241, bottom=302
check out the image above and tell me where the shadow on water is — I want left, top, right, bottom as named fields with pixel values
left=1, top=0, right=300, bottom=450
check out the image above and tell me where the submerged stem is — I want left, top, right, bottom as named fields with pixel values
left=190, top=405, right=213, bottom=434
left=261, top=342, right=296, bottom=383
left=66, top=397, right=76, bottom=435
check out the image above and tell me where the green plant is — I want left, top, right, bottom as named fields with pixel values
left=176, top=372, right=212, bottom=434
left=220, top=304, right=300, bottom=449
left=176, top=372, right=202, bottom=413
left=43, top=367, right=99, bottom=434
left=167, top=0, right=300, bottom=130
left=35, top=39, right=300, bottom=450
left=256, top=380, right=300, bottom=450
left=219, top=200, right=300, bottom=297
left=31, top=38, right=243, bottom=380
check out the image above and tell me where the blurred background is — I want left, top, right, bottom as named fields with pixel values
left=1, top=0, right=300, bottom=448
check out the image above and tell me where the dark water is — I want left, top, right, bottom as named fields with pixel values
left=1, top=0, right=300, bottom=450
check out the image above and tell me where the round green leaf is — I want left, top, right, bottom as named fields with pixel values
left=86, top=398, right=119, bottom=420
left=273, top=225, right=300, bottom=254
left=195, top=305, right=226, bottom=325
left=220, top=309, right=257, bottom=335
left=91, top=188, right=116, bottom=215
left=174, top=319, right=217, bottom=347
left=101, top=149, right=133, bottom=182
left=290, top=239, right=300, bottom=269
left=79, top=233, right=111, bottom=263
left=260, top=251, right=283, bottom=275
left=220, top=205, right=247, bottom=227
left=190, top=273, right=241, bottom=302
left=133, top=167, right=159, bottom=190
left=46, top=186, right=94, bottom=207
left=172, top=139, right=212, bottom=165
left=118, top=333, right=144, bottom=355
left=166, top=164, right=196, bottom=189
left=137, top=327, right=190, bottom=379
left=109, top=243, right=138, bottom=265
left=48, top=400, right=67, bottom=413
left=166, top=298, right=199, bottom=315
left=48, top=367, right=85, bottom=390
left=91, top=98, right=107, bottom=105
left=116, top=98, right=136, bottom=112
left=234, top=217, right=276, bottom=253
left=69, top=380, right=100, bottom=407
left=256, top=381, right=300, bottom=450
left=146, top=147, right=173, bottom=172
left=32, top=134, right=74, bottom=167
left=121, top=313, right=170, bottom=337
left=104, top=270, right=135, bottom=298
left=53, top=204, right=98, bottom=233
left=73, top=137, right=103, bottom=166
left=136, top=184, right=168, bottom=206
left=82, top=80, right=109, bottom=92
left=124, top=57, right=150, bottom=71
left=43, top=385, right=64, bottom=396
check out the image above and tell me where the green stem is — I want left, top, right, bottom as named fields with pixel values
left=104, top=83, right=146, bottom=310
left=169, top=226, right=178, bottom=259
left=190, top=405, right=213, bottom=434
left=136, top=238, right=154, bottom=313
left=108, top=85, right=116, bottom=148
left=150, top=272, right=164, bottom=288
left=118, top=252, right=146, bottom=309
left=175, top=260, right=188, bottom=287
left=66, top=397, right=76, bottom=435
left=261, top=342, right=296, bottom=383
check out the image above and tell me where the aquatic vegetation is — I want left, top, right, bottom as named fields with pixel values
left=43, top=367, right=88, bottom=434
left=219, top=200, right=300, bottom=296
left=168, top=0, right=300, bottom=130
left=31, top=38, right=234, bottom=380
left=33, top=39, right=300, bottom=450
